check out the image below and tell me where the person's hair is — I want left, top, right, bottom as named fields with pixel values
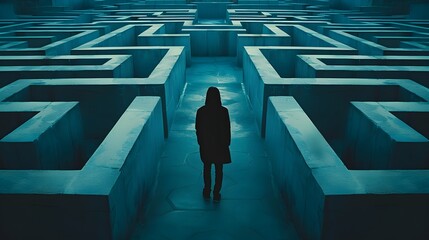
left=205, top=86, right=221, bottom=107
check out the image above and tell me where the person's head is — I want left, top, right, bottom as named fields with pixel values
left=205, top=86, right=221, bottom=107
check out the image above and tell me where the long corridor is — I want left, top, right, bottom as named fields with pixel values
left=131, top=57, right=299, bottom=240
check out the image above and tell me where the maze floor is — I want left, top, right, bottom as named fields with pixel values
left=131, top=57, right=299, bottom=240
left=1, top=1, right=429, bottom=239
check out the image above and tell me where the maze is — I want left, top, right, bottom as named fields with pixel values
left=1, top=1, right=429, bottom=239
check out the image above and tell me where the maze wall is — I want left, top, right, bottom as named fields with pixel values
left=0, top=1, right=428, bottom=239
left=240, top=5, right=429, bottom=240
left=0, top=4, right=187, bottom=239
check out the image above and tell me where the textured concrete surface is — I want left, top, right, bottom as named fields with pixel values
left=1, top=1, right=429, bottom=239
left=131, top=57, right=299, bottom=240
left=0, top=97, right=165, bottom=239
left=265, top=96, right=429, bottom=239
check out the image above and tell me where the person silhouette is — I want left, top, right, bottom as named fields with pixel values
left=196, top=87, right=231, bottom=202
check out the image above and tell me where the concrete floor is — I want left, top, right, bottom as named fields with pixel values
left=131, top=57, right=299, bottom=240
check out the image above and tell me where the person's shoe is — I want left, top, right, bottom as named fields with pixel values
left=203, top=189, right=210, bottom=200
left=213, top=193, right=221, bottom=202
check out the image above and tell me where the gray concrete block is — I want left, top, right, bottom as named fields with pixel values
left=266, top=96, right=429, bottom=239
left=0, top=55, right=134, bottom=87
left=0, top=102, right=83, bottom=169
left=0, top=97, right=164, bottom=239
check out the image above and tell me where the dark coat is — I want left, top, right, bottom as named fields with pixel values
left=196, top=95, right=231, bottom=164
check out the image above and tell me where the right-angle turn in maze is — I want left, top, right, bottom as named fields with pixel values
left=0, top=0, right=428, bottom=239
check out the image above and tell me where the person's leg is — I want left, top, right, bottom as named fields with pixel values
left=213, top=163, right=223, bottom=201
left=203, top=163, right=211, bottom=198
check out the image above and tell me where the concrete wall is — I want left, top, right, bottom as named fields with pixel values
left=329, top=0, right=427, bottom=14
left=12, top=0, right=95, bottom=13
left=0, top=2, right=15, bottom=18
left=330, top=0, right=373, bottom=9
left=265, top=96, right=429, bottom=239
left=197, top=2, right=228, bottom=20
left=0, top=55, right=133, bottom=88
left=0, top=29, right=100, bottom=56
left=409, top=3, right=429, bottom=19
left=344, top=102, right=429, bottom=170
left=137, top=24, right=191, bottom=66
left=145, top=0, right=186, bottom=4
left=242, top=45, right=355, bottom=136
left=0, top=102, right=84, bottom=170
left=238, top=0, right=278, bottom=3
left=184, top=28, right=245, bottom=56
left=51, top=0, right=86, bottom=8
left=0, top=97, right=164, bottom=239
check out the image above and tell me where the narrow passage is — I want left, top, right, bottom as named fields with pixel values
left=132, top=57, right=299, bottom=240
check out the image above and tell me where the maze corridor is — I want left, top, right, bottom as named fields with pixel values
left=131, top=57, right=299, bottom=240
left=0, top=0, right=428, bottom=239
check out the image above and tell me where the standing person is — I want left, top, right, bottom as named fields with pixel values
left=195, top=87, right=231, bottom=202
